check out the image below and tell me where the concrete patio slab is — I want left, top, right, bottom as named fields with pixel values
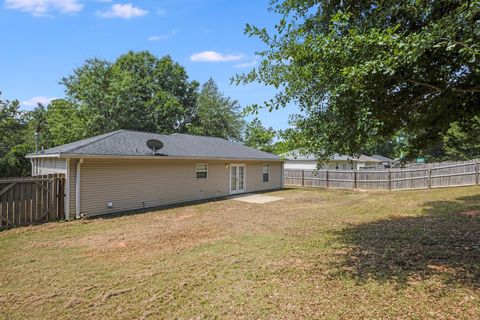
left=230, top=193, right=283, bottom=204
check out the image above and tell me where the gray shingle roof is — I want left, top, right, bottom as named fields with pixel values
left=27, top=130, right=280, bottom=161
left=371, top=154, right=394, bottom=162
left=357, top=155, right=382, bottom=163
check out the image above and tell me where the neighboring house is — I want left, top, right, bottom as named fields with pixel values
left=27, top=130, right=283, bottom=219
left=371, top=155, right=394, bottom=167
left=356, top=155, right=385, bottom=169
left=283, top=150, right=382, bottom=170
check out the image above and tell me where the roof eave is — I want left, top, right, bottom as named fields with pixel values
left=26, top=153, right=61, bottom=159
left=46, top=153, right=283, bottom=162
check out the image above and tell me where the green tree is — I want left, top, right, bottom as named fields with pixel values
left=443, top=117, right=480, bottom=160
left=188, top=78, right=244, bottom=141
left=45, top=99, right=86, bottom=146
left=25, top=103, right=53, bottom=150
left=359, top=137, right=402, bottom=160
left=235, top=0, right=480, bottom=160
left=27, top=99, right=87, bottom=147
left=0, top=94, right=30, bottom=176
left=244, top=118, right=276, bottom=153
left=61, top=51, right=199, bottom=135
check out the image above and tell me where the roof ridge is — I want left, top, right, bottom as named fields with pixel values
left=65, top=130, right=123, bottom=154
left=170, top=133, right=228, bottom=140
left=226, top=139, right=277, bottom=156
left=117, top=129, right=165, bottom=135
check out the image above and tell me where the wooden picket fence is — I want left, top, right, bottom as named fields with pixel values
left=0, top=174, right=65, bottom=229
left=284, top=160, right=480, bottom=191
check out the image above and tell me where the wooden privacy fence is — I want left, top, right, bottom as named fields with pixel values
left=284, top=160, right=480, bottom=191
left=0, top=174, right=65, bottom=229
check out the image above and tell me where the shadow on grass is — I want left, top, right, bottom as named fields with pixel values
left=83, top=188, right=284, bottom=221
left=335, top=194, right=480, bottom=288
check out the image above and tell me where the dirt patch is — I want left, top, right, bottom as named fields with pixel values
left=271, top=258, right=314, bottom=271
left=101, top=287, right=135, bottom=304
left=461, top=210, right=480, bottom=217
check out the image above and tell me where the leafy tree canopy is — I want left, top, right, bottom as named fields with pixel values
left=0, top=94, right=30, bottom=176
left=234, top=0, right=480, bottom=160
left=443, top=117, right=480, bottom=160
left=244, top=118, right=276, bottom=153
left=187, top=78, right=244, bottom=141
left=61, top=51, right=200, bottom=135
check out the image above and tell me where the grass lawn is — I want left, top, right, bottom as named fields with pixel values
left=1, top=187, right=480, bottom=319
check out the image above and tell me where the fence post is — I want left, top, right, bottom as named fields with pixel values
left=428, top=168, right=432, bottom=189
left=301, top=170, right=305, bottom=187
left=475, top=159, right=479, bottom=185
left=353, top=170, right=357, bottom=189
left=388, top=170, right=392, bottom=191
left=326, top=170, right=329, bottom=188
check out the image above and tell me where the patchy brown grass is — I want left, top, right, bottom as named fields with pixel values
left=1, top=187, right=480, bottom=319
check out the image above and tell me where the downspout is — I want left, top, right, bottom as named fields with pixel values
left=65, top=158, right=70, bottom=220
left=281, top=161, right=285, bottom=189
left=75, top=159, right=83, bottom=219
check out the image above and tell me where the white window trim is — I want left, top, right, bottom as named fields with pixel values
left=262, top=163, right=270, bottom=183
left=196, top=163, right=208, bottom=179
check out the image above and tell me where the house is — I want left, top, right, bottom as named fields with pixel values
left=27, top=130, right=283, bottom=219
left=371, top=155, right=394, bottom=167
left=283, top=150, right=382, bottom=170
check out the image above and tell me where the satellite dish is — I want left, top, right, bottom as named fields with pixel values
left=146, top=139, right=164, bottom=155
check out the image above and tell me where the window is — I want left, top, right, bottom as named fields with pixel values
left=262, top=164, right=270, bottom=182
left=196, top=163, right=208, bottom=179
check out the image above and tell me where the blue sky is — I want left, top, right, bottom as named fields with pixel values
left=0, top=0, right=297, bottom=130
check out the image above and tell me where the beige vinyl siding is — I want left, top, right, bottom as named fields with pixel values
left=80, top=159, right=227, bottom=216
left=246, top=162, right=282, bottom=191
left=73, top=158, right=282, bottom=217
left=32, top=158, right=67, bottom=175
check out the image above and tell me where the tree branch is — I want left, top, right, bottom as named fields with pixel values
left=408, top=80, right=480, bottom=94
left=452, top=87, right=480, bottom=93
left=408, top=79, right=442, bottom=92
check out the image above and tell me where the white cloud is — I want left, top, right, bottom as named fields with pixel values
left=21, top=96, right=57, bottom=108
left=97, top=3, right=148, bottom=19
left=148, top=29, right=177, bottom=41
left=147, top=35, right=163, bottom=41
left=190, top=51, right=245, bottom=62
left=5, top=0, right=83, bottom=17
left=233, top=60, right=258, bottom=68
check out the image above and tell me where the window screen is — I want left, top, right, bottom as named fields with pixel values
left=262, top=164, right=269, bottom=182
left=196, top=163, right=208, bottom=179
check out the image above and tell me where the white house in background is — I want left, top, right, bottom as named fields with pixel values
left=282, top=150, right=382, bottom=170
left=371, top=155, right=394, bottom=167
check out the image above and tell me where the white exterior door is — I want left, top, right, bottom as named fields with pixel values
left=230, top=164, right=245, bottom=194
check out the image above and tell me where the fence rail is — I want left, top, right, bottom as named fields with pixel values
left=284, top=160, right=480, bottom=191
left=0, top=174, right=65, bottom=229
